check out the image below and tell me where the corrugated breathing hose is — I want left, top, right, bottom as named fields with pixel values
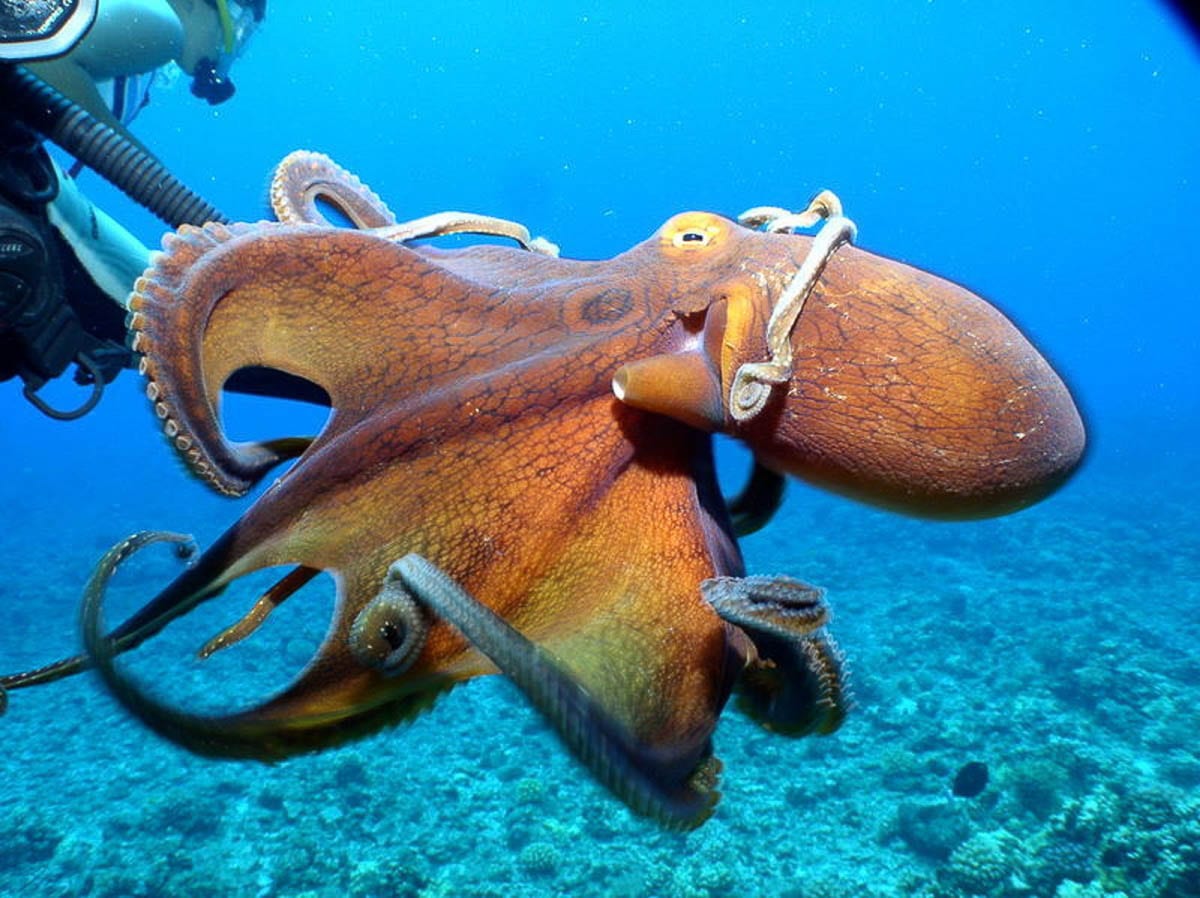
left=0, top=63, right=229, bottom=227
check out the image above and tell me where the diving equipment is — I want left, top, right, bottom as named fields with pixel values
left=190, top=55, right=236, bottom=104
left=0, top=0, right=96, bottom=61
left=191, top=0, right=265, bottom=105
left=1, top=2, right=230, bottom=417
left=0, top=192, right=127, bottom=420
left=0, top=66, right=228, bottom=418
left=1, top=0, right=308, bottom=418
left=1, top=65, right=229, bottom=228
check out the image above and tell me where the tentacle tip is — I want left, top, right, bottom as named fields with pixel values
left=529, top=235, right=561, bottom=257
left=702, top=575, right=830, bottom=638
left=174, top=538, right=200, bottom=564
left=618, top=751, right=723, bottom=832
left=680, top=755, right=724, bottom=822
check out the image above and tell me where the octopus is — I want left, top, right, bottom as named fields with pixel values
left=0, top=152, right=1085, bottom=829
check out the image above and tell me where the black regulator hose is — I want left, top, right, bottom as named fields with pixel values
left=0, top=63, right=229, bottom=228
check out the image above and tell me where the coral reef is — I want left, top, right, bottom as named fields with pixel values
left=895, top=799, right=971, bottom=861
left=0, top=803, right=63, bottom=871
left=935, top=830, right=1022, bottom=897
left=517, top=842, right=562, bottom=876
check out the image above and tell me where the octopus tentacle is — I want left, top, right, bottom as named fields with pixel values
left=348, top=574, right=429, bottom=676
left=270, top=150, right=396, bottom=228
left=392, top=554, right=721, bottom=830
left=734, top=631, right=848, bottom=737
left=198, top=565, right=320, bottom=659
left=702, top=575, right=847, bottom=736
left=738, top=189, right=844, bottom=233
left=79, top=530, right=279, bottom=758
left=269, top=150, right=559, bottom=256
left=373, top=214, right=560, bottom=257
left=727, top=462, right=787, bottom=537
left=702, top=575, right=830, bottom=638
left=129, top=222, right=314, bottom=496
left=1, top=652, right=90, bottom=694
left=0, top=532, right=199, bottom=699
left=78, top=532, right=387, bottom=760
left=729, top=192, right=856, bottom=421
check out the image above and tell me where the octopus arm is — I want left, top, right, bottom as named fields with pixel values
left=394, top=555, right=722, bottom=829
left=129, top=223, right=487, bottom=496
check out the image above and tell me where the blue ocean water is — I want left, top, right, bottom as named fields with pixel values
left=2, top=3, right=1198, bottom=897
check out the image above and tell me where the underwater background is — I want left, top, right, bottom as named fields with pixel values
left=2, top=3, right=1198, bottom=897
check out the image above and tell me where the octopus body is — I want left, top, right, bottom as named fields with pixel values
left=0, top=152, right=1084, bottom=828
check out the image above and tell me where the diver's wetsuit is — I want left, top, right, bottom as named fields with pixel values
left=0, top=115, right=130, bottom=416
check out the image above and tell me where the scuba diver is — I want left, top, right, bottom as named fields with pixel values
left=0, top=0, right=265, bottom=420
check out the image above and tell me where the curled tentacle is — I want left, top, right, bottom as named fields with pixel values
left=81, top=532, right=201, bottom=671
left=0, top=532, right=198, bottom=697
left=727, top=462, right=787, bottom=537
left=270, top=149, right=396, bottom=228
left=738, top=189, right=844, bottom=233
left=728, top=203, right=857, bottom=422
left=702, top=575, right=847, bottom=736
left=735, top=631, right=848, bottom=737
left=63, top=532, right=449, bottom=760
left=349, top=573, right=429, bottom=675
left=702, top=575, right=830, bottom=638
left=268, top=150, right=559, bottom=256
left=77, top=532, right=351, bottom=760
left=129, top=222, right=314, bottom=496
left=77, top=532, right=263, bottom=755
left=392, top=554, right=721, bottom=830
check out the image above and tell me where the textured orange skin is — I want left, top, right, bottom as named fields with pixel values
left=717, top=240, right=1086, bottom=516
left=122, top=210, right=1083, bottom=758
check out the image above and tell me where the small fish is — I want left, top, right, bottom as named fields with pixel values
left=952, top=761, right=989, bottom=798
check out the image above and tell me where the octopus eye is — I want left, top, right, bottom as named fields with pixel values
left=349, top=578, right=428, bottom=675
left=380, top=620, right=404, bottom=650
left=673, top=229, right=713, bottom=248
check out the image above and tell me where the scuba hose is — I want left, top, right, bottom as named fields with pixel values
left=0, top=64, right=229, bottom=229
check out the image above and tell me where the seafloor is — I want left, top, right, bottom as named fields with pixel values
left=0, top=396, right=1196, bottom=898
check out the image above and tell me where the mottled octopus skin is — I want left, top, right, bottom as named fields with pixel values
left=720, top=241, right=1085, bottom=516
left=7, top=153, right=1085, bottom=827
left=128, top=222, right=748, bottom=759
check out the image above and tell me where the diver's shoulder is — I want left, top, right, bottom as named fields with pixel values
left=70, top=0, right=185, bottom=80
